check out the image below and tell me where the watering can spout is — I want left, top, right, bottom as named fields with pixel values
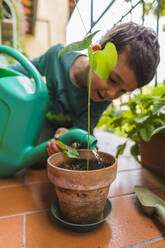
left=23, top=141, right=49, bottom=166
left=58, top=128, right=97, bottom=150
left=23, top=128, right=97, bottom=167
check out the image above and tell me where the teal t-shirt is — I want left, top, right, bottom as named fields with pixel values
left=8, top=44, right=110, bottom=132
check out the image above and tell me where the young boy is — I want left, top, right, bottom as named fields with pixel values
left=8, top=22, right=160, bottom=156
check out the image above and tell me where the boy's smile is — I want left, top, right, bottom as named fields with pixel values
left=90, top=51, right=138, bottom=102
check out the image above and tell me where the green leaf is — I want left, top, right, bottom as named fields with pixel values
left=134, top=115, right=149, bottom=123
left=56, top=140, right=80, bottom=158
left=130, top=143, right=140, bottom=163
left=152, top=86, right=165, bottom=96
left=64, top=147, right=80, bottom=159
left=88, top=46, right=94, bottom=69
left=89, top=42, right=118, bottom=81
left=88, top=46, right=95, bottom=71
left=116, top=142, right=127, bottom=158
left=97, top=116, right=111, bottom=128
left=140, top=124, right=155, bottom=142
left=56, top=140, right=67, bottom=149
left=58, top=31, right=99, bottom=58
left=111, top=109, right=123, bottom=117
left=152, top=101, right=165, bottom=115
left=151, top=125, right=165, bottom=137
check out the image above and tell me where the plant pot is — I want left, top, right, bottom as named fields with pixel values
left=47, top=149, right=117, bottom=224
left=140, top=132, right=165, bottom=176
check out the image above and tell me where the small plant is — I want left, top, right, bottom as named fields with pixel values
left=58, top=33, right=117, bottom=169
left=98, top=83, right=165, bottom=162
left=57, top=1, right=118, bottom=169
left=56, top=140, right=79, bottom=168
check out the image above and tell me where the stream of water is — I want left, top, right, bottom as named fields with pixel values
left=92, top=148, right=103, bottom=162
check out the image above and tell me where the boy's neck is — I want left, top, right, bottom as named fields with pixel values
left=70, top=55, right=90, bottom=88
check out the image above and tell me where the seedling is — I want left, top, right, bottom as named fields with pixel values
left=58, top=36, right=117, bottom=169
left=56, top=140, right=79, bottom=169
left=58, top=3, right=118, bottom=169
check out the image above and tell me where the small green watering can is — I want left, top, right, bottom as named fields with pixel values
left=0, top=46, right=97, bottom=178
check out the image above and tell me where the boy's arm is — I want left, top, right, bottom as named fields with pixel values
left=6, top=44, right=60, bottom=78
left=7, top=57, right=42, bottom=78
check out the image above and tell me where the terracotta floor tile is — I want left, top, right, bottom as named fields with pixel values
left=0, top=182, right=55, bottom=217
left=0, top=215, right=24, bottom=248
left=26, top=211, right=113, bottom=248
left=95, top=129, right=134, bottom=157
left=26, top=194, right=164, bottom=248
left=1, top=130, right=165, bottom=247
left=139, top=239, right=165, bottom=247
left=117, top=156, right=141, bottom=171
left=109, top=168, right=165, bottom=197
left=27, top=168, right=49, bottom=183
left=107, top=195, right=165, bottom=247
left=0, top=173, right=25, bottom=187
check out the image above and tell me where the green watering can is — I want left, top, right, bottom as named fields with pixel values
left=0, top=46, right=97, bottom=178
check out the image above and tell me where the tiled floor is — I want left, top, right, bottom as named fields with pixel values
left=0, top=129, right=165, bottom=248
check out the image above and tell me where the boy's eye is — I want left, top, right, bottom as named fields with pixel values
left=109, top=77, right=116, bottom=84
left=120, top=89, right=127, bottom=94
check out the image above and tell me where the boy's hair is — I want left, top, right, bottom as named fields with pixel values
left=99, top=22, right=160, bottom=87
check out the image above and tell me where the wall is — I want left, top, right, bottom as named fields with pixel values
left=24, top=0, right=69, bottom=58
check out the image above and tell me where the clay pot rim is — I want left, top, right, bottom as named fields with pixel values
left=47, top=149, right=117, bottom=174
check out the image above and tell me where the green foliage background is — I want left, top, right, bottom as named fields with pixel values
left=97, top=83, right=165, bottom=160
left=125, top=0, right=165, bottom=30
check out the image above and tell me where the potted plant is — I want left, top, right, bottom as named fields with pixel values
left=98, top=83, right=165, bottom=176
left=48, top=149, right=117, bottom=225
left=47, top=7, right=118, bottom=226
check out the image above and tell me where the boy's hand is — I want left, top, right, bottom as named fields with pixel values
left=54, top=127, right=69, bottom=139
left=47, top=128, right=69, bottom=156
left=55, top=128, right=78, bottom=149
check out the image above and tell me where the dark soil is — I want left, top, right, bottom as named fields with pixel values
left=59, top=159, right=113, bottom=171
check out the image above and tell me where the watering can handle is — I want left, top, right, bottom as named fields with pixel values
left=0, top=45, right=43, bottom=91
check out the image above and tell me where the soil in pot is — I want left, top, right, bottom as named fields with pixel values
left=59, top=158, right=112, bottom=170
left=47, top=150, right=117, bottom=225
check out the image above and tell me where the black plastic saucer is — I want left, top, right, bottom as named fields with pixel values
left=50, top=198, right=112, bottom=233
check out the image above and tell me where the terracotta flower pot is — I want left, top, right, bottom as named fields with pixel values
left=140, top=132, right=165, bottom=176
left=47, top=149, right=117, bottom=224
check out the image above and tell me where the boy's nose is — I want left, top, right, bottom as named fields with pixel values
left=106, top=88, right=117, bottom=100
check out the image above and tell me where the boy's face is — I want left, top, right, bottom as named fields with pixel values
left=90, top=51, right=138, bottom=102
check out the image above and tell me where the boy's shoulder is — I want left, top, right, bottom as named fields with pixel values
left=40, top=44, right=65, bottom=63
left=46, top=44, right=64, bottom=54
